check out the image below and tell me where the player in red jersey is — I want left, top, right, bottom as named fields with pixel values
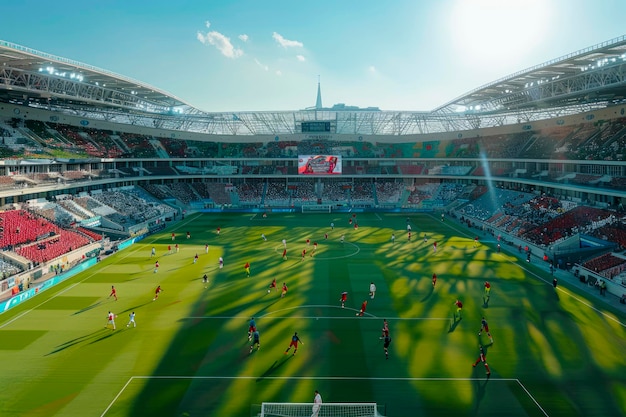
left=282, top=248, right=287, bottom=260
left=340, top=291, right=348, bottom=308
left=106, top=311, right=117, bottom=330
left=284, top=332, right=303, bottom=355
left=153, top=285, right=162, bottom=301
left=433, top=241, right=437, bottom=253
left=432, top=273, right=437, bottom=288
left=281, top=283, right=288, bottom=298
left=301, top=249, right=306, bottom=261
left=108, top=285, right=118, bottom=301
left=171, top=232, right=175, bottom=241
left=154, top=261, right=159, bottom=273
left=356, top=300, right=368, bottom=316
left=247, top=317, right=256, bottom=340
left=472, top=345, right=491, bottom=377
left=268, top=278, right=277, bottom=292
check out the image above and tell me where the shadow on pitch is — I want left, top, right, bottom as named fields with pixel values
left=420, top=285, right=434, bottom=302
left=448, top=314, right=461, bottom=333
left=45, top=329, right=108, bottom=356
left=118, top=301, right=152, bottom=315
left=72, top=301, right=103, bottom=315
left=472, top=375, right=490, bottom=416
left=256, top=355, right=292, bottom=382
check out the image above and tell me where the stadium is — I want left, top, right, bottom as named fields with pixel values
left=0, top=33, right=625, bottom=417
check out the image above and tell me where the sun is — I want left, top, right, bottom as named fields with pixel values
left=447, top=0, right=553, bottom=71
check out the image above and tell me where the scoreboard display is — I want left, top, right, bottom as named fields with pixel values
left=301, top=121, right=331, bottom=133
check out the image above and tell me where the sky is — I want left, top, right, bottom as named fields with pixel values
left=1, top=0, right=625, bottom=112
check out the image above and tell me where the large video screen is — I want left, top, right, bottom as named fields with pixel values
left=298, top=155, right=342, bottom=175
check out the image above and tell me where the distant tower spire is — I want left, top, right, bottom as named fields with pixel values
left=315, top=75, right=322, bottom=109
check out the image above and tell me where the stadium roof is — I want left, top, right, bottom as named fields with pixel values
left=0, top=40, right=193, bottom=113
left=1, top=36, right=626, bottom=136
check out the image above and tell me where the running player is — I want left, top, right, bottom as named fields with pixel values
left=340, top=291, right=348, bottom=308
left=108, top=285, right=118, bottom=301
left=284, top=332, right=303, bottom=355
left=356, top=300, right=368, bottom=316
left=472, top=345, right=491, bottom=377
left=153, top=285, right=162, bottom=301
left=479, top=317, right=494, bottom=343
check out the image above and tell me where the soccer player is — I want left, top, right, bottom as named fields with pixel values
left=330, top=222, right=334, bottom=230
left=306, top=238, right=310, bottom=246
left=356, top=300, right=368, bottom=316
left=249, top=330, right=260, bottom=353
left=474, top=236, right=479, bottom=248
left=340, top=234, right=345, bottom=244
left=312, top=390, right=322, bottom=417
left=369, top=282, right=377, bottom=299
left=324, top=233, right=328, bottom=240
left=153, top=260, right=159, bottom=273
left=454, top=299, right=463, bottom=320
left=472, top=345, right=491, bottom=377
left=153, top=285, right=162, bottom=301
left=282, top=239, right=287, bottom=248
left=281, top=282, right=288, bottom=298
left=383, top=334, right=392, bottom=359
left=108, top=285, right=118, bottom=301
left=175, top=243, right=179, bottom=253
left=340, top=291, right=348, bottom=308
left=202, top=274, right=208, bottom=288
left=380, top=319, right=389, bottom=339
left=106, top=311, right=116, bottom=330
left=186, top=231, right=190, bottom=239
left=408, top=231, right=411, bottom=242
left=269, top=278, right=277, bottom=292
left=432, top=273, right=437, bottom=288
left=244, top=262, right=251, bottom=277
left=205, top=243, right=209, bottom=253
left=484, top=281, right=491, bottom=298
left=216, top=227, right=221, bottom=236
left=248, top=317, right=256, bottom=340
left=127, top=311, right=136, bottom=328
left=261, top=233, right=267, bottom=241
left=479, top=316, right=494, bottom=343
left=193, top=253, right=198, bottom=264
left=282, top=248, right=287, bottom=260
left=433, top=241, right=437, bottom=253
left=151, top=247, right=156, bottom=258
left=219, top=257, right=224, bottom=269
left=391, top=233, right=395, bottom=244
left=284, top=332, right=303, bottom=355
left=168, top=244, right=172, bottom=254
left=171, top=232, right=175, bottom=241
left=301, top=249, right=306, bottom=261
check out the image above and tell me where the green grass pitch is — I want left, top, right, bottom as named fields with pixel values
left=0, top=212, right=625, bottom=417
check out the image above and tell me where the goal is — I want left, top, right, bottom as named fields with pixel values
left=301, top=204, right=332, bottom=213
left=258, top=402, right=385, bottom=417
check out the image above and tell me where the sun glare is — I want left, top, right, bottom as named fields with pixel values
left=448, top=0, right=552, bottom=71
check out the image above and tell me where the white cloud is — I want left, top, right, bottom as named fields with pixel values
left=275, top=70, right=282, bottom=76
left=239, top=34, right=249, bottom=42
left=205, top=21, right=211, bottom=29
left=272, top=32, right=303, bottom=48
left=296, top=55, right=306, bottom=62
left=368, top=65, right=376, bottom=73
left=197, top=30, right=243, bottom=59
left=254, top=58, right=269, bottom=71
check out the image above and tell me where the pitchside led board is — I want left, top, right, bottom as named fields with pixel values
left=298, top=155, right=342, bottom=175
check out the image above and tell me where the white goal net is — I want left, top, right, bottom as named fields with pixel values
left=301, top=204, right=332, bottom=213
left=259, top=402, right=384, bottom=417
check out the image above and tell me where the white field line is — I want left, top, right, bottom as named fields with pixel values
left=101, top=376, right=546, bottom=416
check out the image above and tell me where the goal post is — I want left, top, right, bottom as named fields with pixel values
left=301, top=204, right=332, bottom=213
left=258, top=402, right=385, bottom=417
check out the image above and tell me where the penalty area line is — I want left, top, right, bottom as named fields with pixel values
left=516, top=379, right=550, bottom=417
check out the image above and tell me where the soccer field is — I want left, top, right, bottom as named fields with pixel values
left=0, top=212, right=625, bottom=417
